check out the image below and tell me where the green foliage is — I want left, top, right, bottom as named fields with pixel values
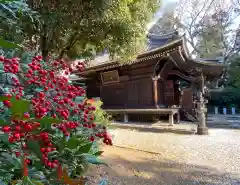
left=92, top=100, right=111, bottom=126
left=0, top=38, right=20, bottom=49
left=0, top=0, right=40, bottom=53
left=10, top=97, right=30, bottom=118
left=227, top=55, right=240, bottom=88
left=0, top=94, right=108, bottom=184
left=209, top=88, right=240, bottom=107
left=24, top=0, right=160, bottom=60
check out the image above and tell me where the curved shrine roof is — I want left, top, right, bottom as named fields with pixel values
left=78, top=36, right=226, bottom=79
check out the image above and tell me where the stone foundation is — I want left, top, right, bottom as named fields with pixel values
left=197, top=126, right=208, bottom=135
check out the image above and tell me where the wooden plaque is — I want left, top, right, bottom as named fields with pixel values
left=101, top=70, right=119, bottom=84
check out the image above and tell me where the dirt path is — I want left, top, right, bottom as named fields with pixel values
left=87, top=146, right=240, bottom=185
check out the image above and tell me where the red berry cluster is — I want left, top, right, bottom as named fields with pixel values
left=55, top=121, right=79, bottom=136
left=38, top=132, right=58, bottom=168
left=2, top=119, right=40, bottom=143
left=1, top=119, right=59, bottom=168
left=0, top=55, right=112, bottom=171
left=94, top=130, right=112, bottom=145
left=0, top=56, right=19, bottom=74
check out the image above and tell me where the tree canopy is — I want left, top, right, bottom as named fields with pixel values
left=149, top=0, right=240, bottom=63
left=1, top=0, right=160, bottom=62
left=0, top=0, right=39, bottom=50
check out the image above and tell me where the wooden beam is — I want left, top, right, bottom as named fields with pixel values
left=152, top=77, right=159, bottom=108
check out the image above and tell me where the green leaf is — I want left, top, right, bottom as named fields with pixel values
left=93, top=151, right=104, bottom=157
left=0, top=96, right=10, bottom=101
left=26, top=140, right=42, bottom=159
left=0, top=152, right=20, bottom=168
left=31, top=180, right=45, bottom=185
left=23, top=176, right=35, bottom=185
left=0, top=0, right=16, bottom=3
left=0, top=38, right=20, bottom=49
left=0, top=3, right=17, bottom=19
left=34, top=116, right=61, bottom=130
left=77, top=142, right=93, bottom=154
left=0, top=119, right=8, bottom=126
left=67, top=136, right=82, bottom=149
left=10, top=97, right=30, bottom=118
left=82, top=154, right=108, bottom=166
left=0, top=180, right=7, bottom=185
left=34, top=88, right=43, bottom=93
left=0, top=133, right=9, bottom=143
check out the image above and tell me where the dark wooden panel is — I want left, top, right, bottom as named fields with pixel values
left=164, top=80, right=175, bottom=106
left=129, top=67, right=154, bottom=76
left=125, top=78, right=154, bottom=108
left=100, top=83, right=126, bottom=109
left=86, top=85, right=100, bottom=98
left=158, top=80, right=165, bottom=105
left=130, top=74, right=152, bottom=81
left=138, top=78, right=153, bottom=107
left=126, top=81, right=138, bottom=108
left=119, top=75, right=130, bottom=82
left=181, top=88, right=193, bottom=111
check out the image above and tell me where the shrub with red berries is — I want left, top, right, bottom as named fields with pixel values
left=0, top=55, right=112, bottom=184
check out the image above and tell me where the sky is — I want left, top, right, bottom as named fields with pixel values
left=148, top=0, right=178, bottom=30
left=148, top=0, right=240, bottom=59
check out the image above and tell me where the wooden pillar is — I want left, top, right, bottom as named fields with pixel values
left=169, top=112, right=174, bottom=126
left=124, top=112, right=128, bottom=123
left=152, top=77, right=159, bottom=108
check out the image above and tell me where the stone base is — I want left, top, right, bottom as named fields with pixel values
left=197, top=126, right=208, bottom=135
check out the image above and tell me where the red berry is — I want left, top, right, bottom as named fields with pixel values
left=38, top=92, right=45, bottom=98
left=89, top=136, right=95, bottom=142
left=24, top=124, right=32, bottom=130
left=0, top=56, right=4, bottom=62
left=14, top=133, right=20, bottom=139
left=46, top=148, right=51, bottom=152
left=47, top=161, right=52, bottom=167
left=8, top=137, right=14, bottom=143
left=15, top=151, right=20, bottom=157
left=6, top=94, right=12, bottom=98
left=2, top=126, right=11, bottom=133
left=64, top=132, right=70, bottom=136
left=3, top=100, right=11, bottom=107
left=24, top=113, right=30, bottom=119
left=15, top=126, right=21, bottom=132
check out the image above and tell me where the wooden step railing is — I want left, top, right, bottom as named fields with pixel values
left=180, top=108, right=198, bottom=122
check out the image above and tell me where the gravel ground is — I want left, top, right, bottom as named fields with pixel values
left=87, top=128, right=240, bottom=185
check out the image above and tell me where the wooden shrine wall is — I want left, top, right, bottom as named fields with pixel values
left=181, top=87, right=194, bottom=112
left=85, top=58, right=188, bottom=109
left=100, top=77, right=154, bottom=109
left=86, top=76, right=101, bottom=98
left=164, top=80, right=175, bottom=106
left=98, top=62, right=156, bottom=109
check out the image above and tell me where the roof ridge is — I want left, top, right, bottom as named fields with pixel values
left=147, top=31, right=178, bottom=38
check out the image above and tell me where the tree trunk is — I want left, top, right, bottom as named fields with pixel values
left=57, top=31, right=79, bottom=60
left=40, top=23, right=49, bottom=61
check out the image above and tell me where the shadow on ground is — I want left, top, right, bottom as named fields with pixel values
left=112, top=122, right=196, bottom=135
left=87, top=146, right=240, bottom=185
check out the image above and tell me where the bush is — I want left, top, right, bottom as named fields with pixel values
left=0, top=55, right=112, bottom=184
left=208, top=88, right=240, bottom=108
